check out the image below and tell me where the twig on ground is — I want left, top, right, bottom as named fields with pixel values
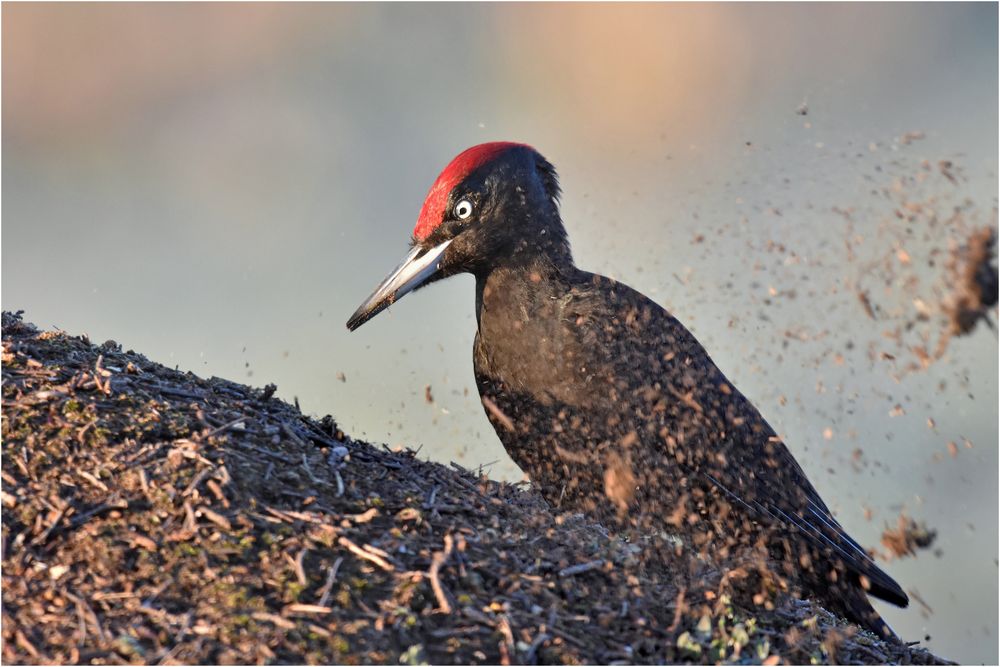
left=429, top=533, right=455, bottom=613
left=293, top=549, right=308, bottom=586
left=317, top=557, right=344, bottom=608
left=339, top=536, right=394, bottom=571
left=558, top=559, right=605, bottom=578
left=283, top=422, right=307, bottom=447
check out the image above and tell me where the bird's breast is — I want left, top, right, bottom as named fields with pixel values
left=474, top=295, right=599, bottom=408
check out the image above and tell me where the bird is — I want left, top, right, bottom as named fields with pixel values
left=346, top=142, right=909, bottom=639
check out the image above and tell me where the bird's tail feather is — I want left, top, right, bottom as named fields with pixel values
left=854, top=560, right=909, bottom=608
left=840, top=586, right=901, bottom=642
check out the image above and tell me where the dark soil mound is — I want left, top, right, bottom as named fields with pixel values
left=1, top=312, right=949, bottom=665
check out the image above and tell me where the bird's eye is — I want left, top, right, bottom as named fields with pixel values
left=455, top=200, right=473, bottom=220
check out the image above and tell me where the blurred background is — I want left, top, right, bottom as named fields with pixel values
left=3, top=3, right=996, bottom=662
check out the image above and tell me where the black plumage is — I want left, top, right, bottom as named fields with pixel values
left=347, top=143, right=908, bottom=639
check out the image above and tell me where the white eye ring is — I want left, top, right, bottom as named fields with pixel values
left=455, top=199, right=473, bottom=220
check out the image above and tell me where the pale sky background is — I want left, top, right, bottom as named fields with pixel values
left=3, top=3, right=997, bottom=662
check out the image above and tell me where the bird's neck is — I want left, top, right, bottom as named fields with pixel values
left=474, top=254, right=575, bottom=328
left=477, top=212, right=574, bottom=274
left=472, top=210, right=576, bottom=325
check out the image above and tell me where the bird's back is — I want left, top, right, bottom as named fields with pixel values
left=473, top=265, right=907, bottom=637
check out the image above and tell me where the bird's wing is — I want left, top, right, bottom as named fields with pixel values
left=564, top=274, right=907, bottom=607
left=699, top=407, right=909, bottom=607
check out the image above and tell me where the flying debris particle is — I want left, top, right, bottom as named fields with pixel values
left=908, top=589, right=934, bottom=616
left=336, top=372, right=347, bottom=383
left=796, top=101, right=809, bottom=116
left=822, top=428, right=834, bottom=441
left=945, top=226, right=998, bottom=336
left=888, top=404, right=905, bottom=417
left=857, top=291, right=876, bottom=320
left=897, top=131, right=926, bottom=145
left=481, top=396, right=515, bottom=432
left=849, top=448, right=865, bottom=473
left=604, top=451, right=637, bottom=516
left=946, top=441, right=958, bottom=458
left=881, top=515, right=937, bottom=559
left=938, top=160, right=958, bottom=185
left=425, top=385, right=434, bottom=404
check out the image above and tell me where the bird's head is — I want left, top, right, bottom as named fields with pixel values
left=347, top=142, right=568, bottom=331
